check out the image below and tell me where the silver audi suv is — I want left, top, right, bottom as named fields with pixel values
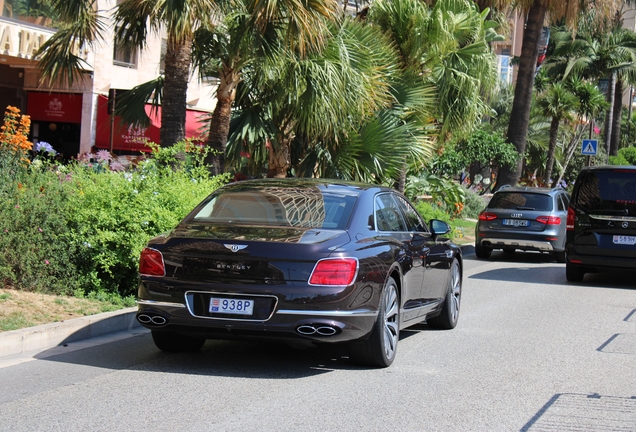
left=474, top=186, right=570, bottom=262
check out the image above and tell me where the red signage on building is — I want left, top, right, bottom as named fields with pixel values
left=27, top=92, right=83, bottom=123
left=94, top=95, right=209, bottom=152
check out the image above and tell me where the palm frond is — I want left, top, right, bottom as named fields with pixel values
left=114, top=77, right=164, bottom=127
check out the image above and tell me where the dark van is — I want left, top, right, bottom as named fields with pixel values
left=565, top=166, right=636, bottom=282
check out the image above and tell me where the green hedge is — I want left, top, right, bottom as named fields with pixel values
left=0, top=142, right=229, bottom=297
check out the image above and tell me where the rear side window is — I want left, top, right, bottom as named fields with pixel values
left=488, top=192, right=553, bottom=211
left=375, top=193, right=407, bottom=232
left=574, top=170, right=636, bottom=214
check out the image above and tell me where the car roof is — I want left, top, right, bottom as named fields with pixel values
left=579, top=165, right=636, bottom=172
left=216, top=178, right=392, bottom=194
left=495, top=186, right=564, bottom=195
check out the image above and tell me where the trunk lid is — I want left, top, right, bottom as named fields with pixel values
left=152, top=224, right=352, bottom=284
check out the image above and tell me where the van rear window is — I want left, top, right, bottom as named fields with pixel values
left=574, top=170, right=636, bottom=213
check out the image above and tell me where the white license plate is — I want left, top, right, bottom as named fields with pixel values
left=613, top=235, right=636, bottom=245
left=209, top=297, right=254, bottom=315
left=503, top=219, right=529, bottom=227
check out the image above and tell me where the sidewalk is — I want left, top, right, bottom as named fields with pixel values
left=0, top=307, right=141, bottom=359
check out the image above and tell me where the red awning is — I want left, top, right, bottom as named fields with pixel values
left=94, top=95, right=210, bottom=152
left=27, top=92, right=83, bottom=123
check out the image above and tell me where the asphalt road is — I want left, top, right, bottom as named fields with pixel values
left=1, top=251, right=635, bottom=431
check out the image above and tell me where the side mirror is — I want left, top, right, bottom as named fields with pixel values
left=430, top=219, right=450, bottom=236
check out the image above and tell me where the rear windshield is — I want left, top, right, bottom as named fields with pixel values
left=574, top=170, right=636, bottom=214
left=488, top=192, right=552, bottom=211
left=190, top=185, right=358, bottom=229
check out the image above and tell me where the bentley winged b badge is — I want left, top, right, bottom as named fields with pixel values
left=224, top=244, right=248, bottom=253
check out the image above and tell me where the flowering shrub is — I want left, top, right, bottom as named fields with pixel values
left=0, top=106, right=32, bottom=156
left=0, top=132, right=230, bottom=297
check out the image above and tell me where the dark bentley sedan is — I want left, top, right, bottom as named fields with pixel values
left=137, top=179, right=462, bottom=367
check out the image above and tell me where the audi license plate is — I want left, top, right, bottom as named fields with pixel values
left=613, top=235, right=636, bottom=245
left=503, top=219, right=529, bottom=227
left=209, top=297, right=254, bottom=315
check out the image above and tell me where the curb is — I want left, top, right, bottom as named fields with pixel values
left=0, top=307, right=141, bottom=359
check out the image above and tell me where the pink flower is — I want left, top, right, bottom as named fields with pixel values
left=594, top=126, right=601, bottom=135
left=38, top=228, right=43, bottom=232
left=14, top=205, right=19, bottom=209
left=45, top=260, right=49, bottom=265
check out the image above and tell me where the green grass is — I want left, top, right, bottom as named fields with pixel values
left=0, top=312, right=34, bottom=331
left=0, top=293, right=11, bottom=301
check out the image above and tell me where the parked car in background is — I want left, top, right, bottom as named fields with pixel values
left=475, top=187, right=570, bottom=262
left=565, top=166, right=636, bottom=282
left=137, top=179, right=463, bottom=368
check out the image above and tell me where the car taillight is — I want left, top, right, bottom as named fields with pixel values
left=139, top=248, right=166, bottom=276
left=478, top=212, right=497, bottom=221
left=309, top=258, right=358, bottom=286
left=536, top=216, right=561, bottom=225
left=566, top=206, right=575, bottom=230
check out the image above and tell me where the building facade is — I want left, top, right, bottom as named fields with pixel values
left=0, top=0, right=218, bottom=158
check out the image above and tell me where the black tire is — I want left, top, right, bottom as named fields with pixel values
left=348, top=277, right=399, bottom=368
left=151, top=330, right=206, bottom=353
left=427, top=259, right=461, bottom=330
left=554, top=250, right=566, bottom=264
left=475, top=244, right=491, bottom=259
left=565, top=262, right=585, bottom=282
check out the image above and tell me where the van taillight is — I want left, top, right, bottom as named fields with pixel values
left=479, top=212, right=497, bottom=221
left=566, top=207, right=575, bottom=230
left=139, top=248, right=166, bottom=276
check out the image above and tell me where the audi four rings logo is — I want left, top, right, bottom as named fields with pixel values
left=623, top=222, right=629, bottom=229
left=224, top=244, right=247, bottom=253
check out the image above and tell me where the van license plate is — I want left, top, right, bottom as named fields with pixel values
left=613, top=235, right=636, bottom=245
left=503, top=219, right=529, bottom=227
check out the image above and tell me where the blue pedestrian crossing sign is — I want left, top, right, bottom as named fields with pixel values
left=581, top=139, right=598, bottom=156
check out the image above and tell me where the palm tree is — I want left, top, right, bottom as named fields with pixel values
left=481, top=0, right=623, bottom=189
left=420, top=0, right=501, bottom=140
left=537, top=82, right=578, bottom=186
left=546, top=26, right=636, bottom=159
left=194, top=0, right=339, bottom=174
left=227, top=18, right=414, bottom=179
left=555, top=78, right=608, bottom=186
left=363, top=0, right=500, bottom=191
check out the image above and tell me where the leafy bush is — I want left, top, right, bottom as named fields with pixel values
left=0, top=107, right=79, bottom=293
left=609, top=147, right=636, bottom=166
left=431, top=129, right=519, bottom=179
left=404, top=173, right=466, bottom=215
left=414, top=201, right=451, bottom=224
left=0, top=168, right=81, bottom=293
left=1, top=116, right=230, bottom=297
left=461, top=188, right=488, bottom=219
left=65, top=143, right=230, bottom=296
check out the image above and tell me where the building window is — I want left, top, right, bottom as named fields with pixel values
left=498, top=48, right=512, bottom=85
left=113, top=28, right=138, bottom=69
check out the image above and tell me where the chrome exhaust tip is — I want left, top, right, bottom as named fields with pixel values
left=316, top=326, right=337, bottom=336
left=296, top=325, right=317, bottom=335
left=137, top=314, right=152, bottom=324
left=137, top=313, right=168, bottom=326
left=296, top=324, right=339, bottom=336
left=151, top=315, right=167, bottom=325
